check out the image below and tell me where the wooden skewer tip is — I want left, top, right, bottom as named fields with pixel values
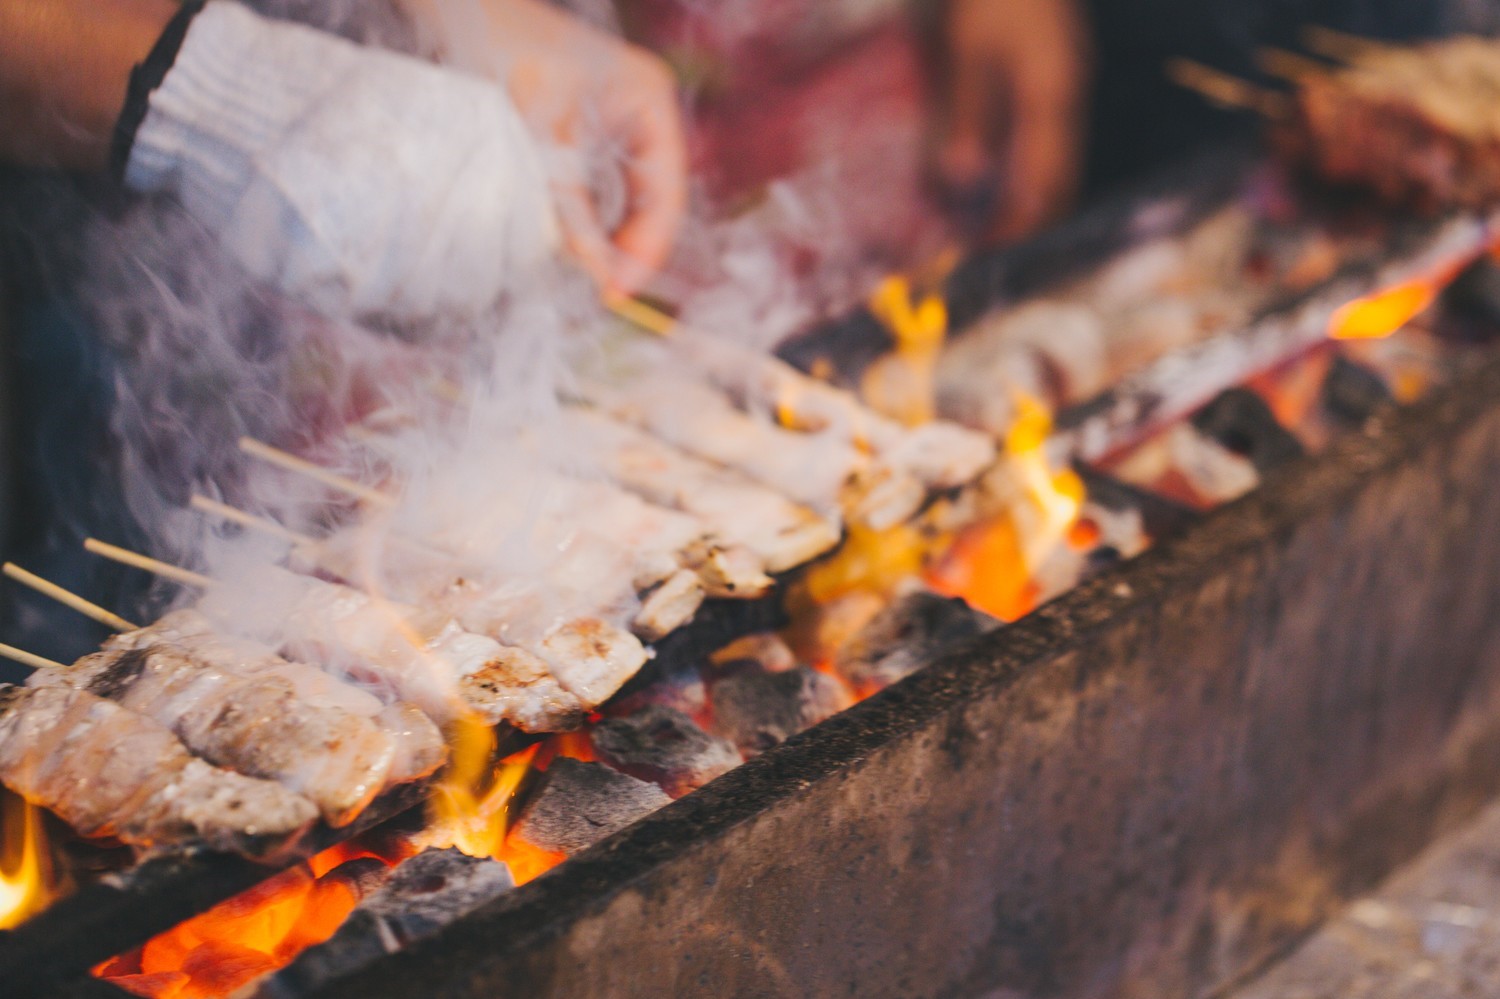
left=608, top=296, right=678, bottom=338
left=237, top=437, right=395, bottom=508
left=82, top=538, right=215, bottom=590
left=189, top=495, right=314, bottom=547
left=2, top=562, right=138, bottom=632
left=0, top=641, right=65, bottom=672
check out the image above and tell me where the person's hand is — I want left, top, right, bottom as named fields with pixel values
left=927, top=0, right=1092, bottom=243
left=122, top=1, right=556, bottom=325
left=405, top=0, right=688, bottom=299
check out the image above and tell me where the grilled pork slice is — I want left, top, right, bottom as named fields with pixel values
left=0, top=684, right=317, bottom=856
left=33, top=642, right=396, bottom=828
left=108, top=609, right=447, bottom=786
left=430, top=580, right=648, bottom=714
left=559, top=408, right=841, bottom=573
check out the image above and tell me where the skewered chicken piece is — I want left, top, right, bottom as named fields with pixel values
left=0, top=683, right=318, bottom=856
left=669, top=330, right=998, bottom=493
left=557, top=407, right=842, bottom=573
left=301, top=524, right=654, bottom=704
left=575, top=369, right=921, bottom=530
left=29, top=611, right=444, bottom=826
left=192, top=563, right=594, bottom=733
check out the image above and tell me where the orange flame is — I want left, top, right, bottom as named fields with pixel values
left=861, top=276, right=949, bottom=426
left=1328, top=249, right=1478, bottom=341
left=926, top=395, right=1084, bottom=621
left=0, top=793, right=54, bottom=930
left=426, top=725, right=537, bottom=861
left=1328, top=276, right=1442, bottom=340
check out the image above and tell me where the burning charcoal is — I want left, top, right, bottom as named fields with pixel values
left=711, top=633, right=797, bottom=673
left=1191, top=388, right=1305, bottom=474
left=1322, top=354, right=1395, bottom=425
left=261, top=850, right=514, bottom=999
left=1074, top=465, right=1200, bottom=543
left=1441, top=257, right=1500, bottom=337
left=836, top=591, right=1000, bottom=691
left=590, top=705, right=741, bottom=797
left=710, top=665, right=850, bottom=756
left=510, top=758, right=671, bottom=856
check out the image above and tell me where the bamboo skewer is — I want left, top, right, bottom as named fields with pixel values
left=3, top=563, right=138, bottom=632
left=83, top=539, right=215, bottom=590
left=0, top=642, right=64, bottom=673
left=1302, top=26, right=1389, bottom=64
left=608, top=296, right=678, bottom=338
left=1256, top=47, right=1334, bottom=83
left=1166, top=58, right=1291, bottom=119
left=238, top=437, right=395, bottom=508
left=190, top=495, right=315, bottom=547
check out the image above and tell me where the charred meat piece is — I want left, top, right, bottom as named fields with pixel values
left=509, top=758, right=671, bottom=856
left=591, top=705, right=741, bottom=797
left=708, top=664, right=849, bottom=757
left=195, top=564, right=580, bottom=733
left=0, top=684, right=317, bottom=856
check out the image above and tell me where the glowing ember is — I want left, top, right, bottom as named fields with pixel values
left=1328, top=275, right=1443, bottom=340
left=95, top=844, right=397, bottom=999
left=1327, top=249, right=1478, bottom=341
left=0, top=793, right=53, bottom=930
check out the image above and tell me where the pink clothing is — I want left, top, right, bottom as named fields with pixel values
left=627, top=2, right=955, bottom=287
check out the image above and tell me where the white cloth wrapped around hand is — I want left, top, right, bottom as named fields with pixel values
left=125, top=0, right=557, bottom=324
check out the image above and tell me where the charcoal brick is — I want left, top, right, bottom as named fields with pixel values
left=591, top=706, right=741, bottom=797
left=1322, top=354, right=1394, bottom=425
left=510, top=759, right=671, bottom=856
left=710, top=665, right=847, bottom=756
left=837, top=591, right=999, bottom=691
left=262, top=850, right=513, bottom=998
left=1191, top=387, right=1305, bottom=473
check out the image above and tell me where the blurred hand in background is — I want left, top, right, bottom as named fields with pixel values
left=926, top=0, right=1093, bottom=243
left=406, top=0, right=688, bottom=299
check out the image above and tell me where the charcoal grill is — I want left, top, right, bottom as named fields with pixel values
left=12, top=144, right=1500, bottom=999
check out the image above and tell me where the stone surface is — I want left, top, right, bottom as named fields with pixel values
left=1231, top=799, right=1500, bottom=999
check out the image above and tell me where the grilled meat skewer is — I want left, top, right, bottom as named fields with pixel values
left=0, top=683, right=318, bottom=856
left=29, top=611, right=443, bottom=827
left=193, top=564, right=592, bottom=733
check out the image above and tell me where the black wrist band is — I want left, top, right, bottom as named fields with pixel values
left=109, top=0, right=209, bottom=182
